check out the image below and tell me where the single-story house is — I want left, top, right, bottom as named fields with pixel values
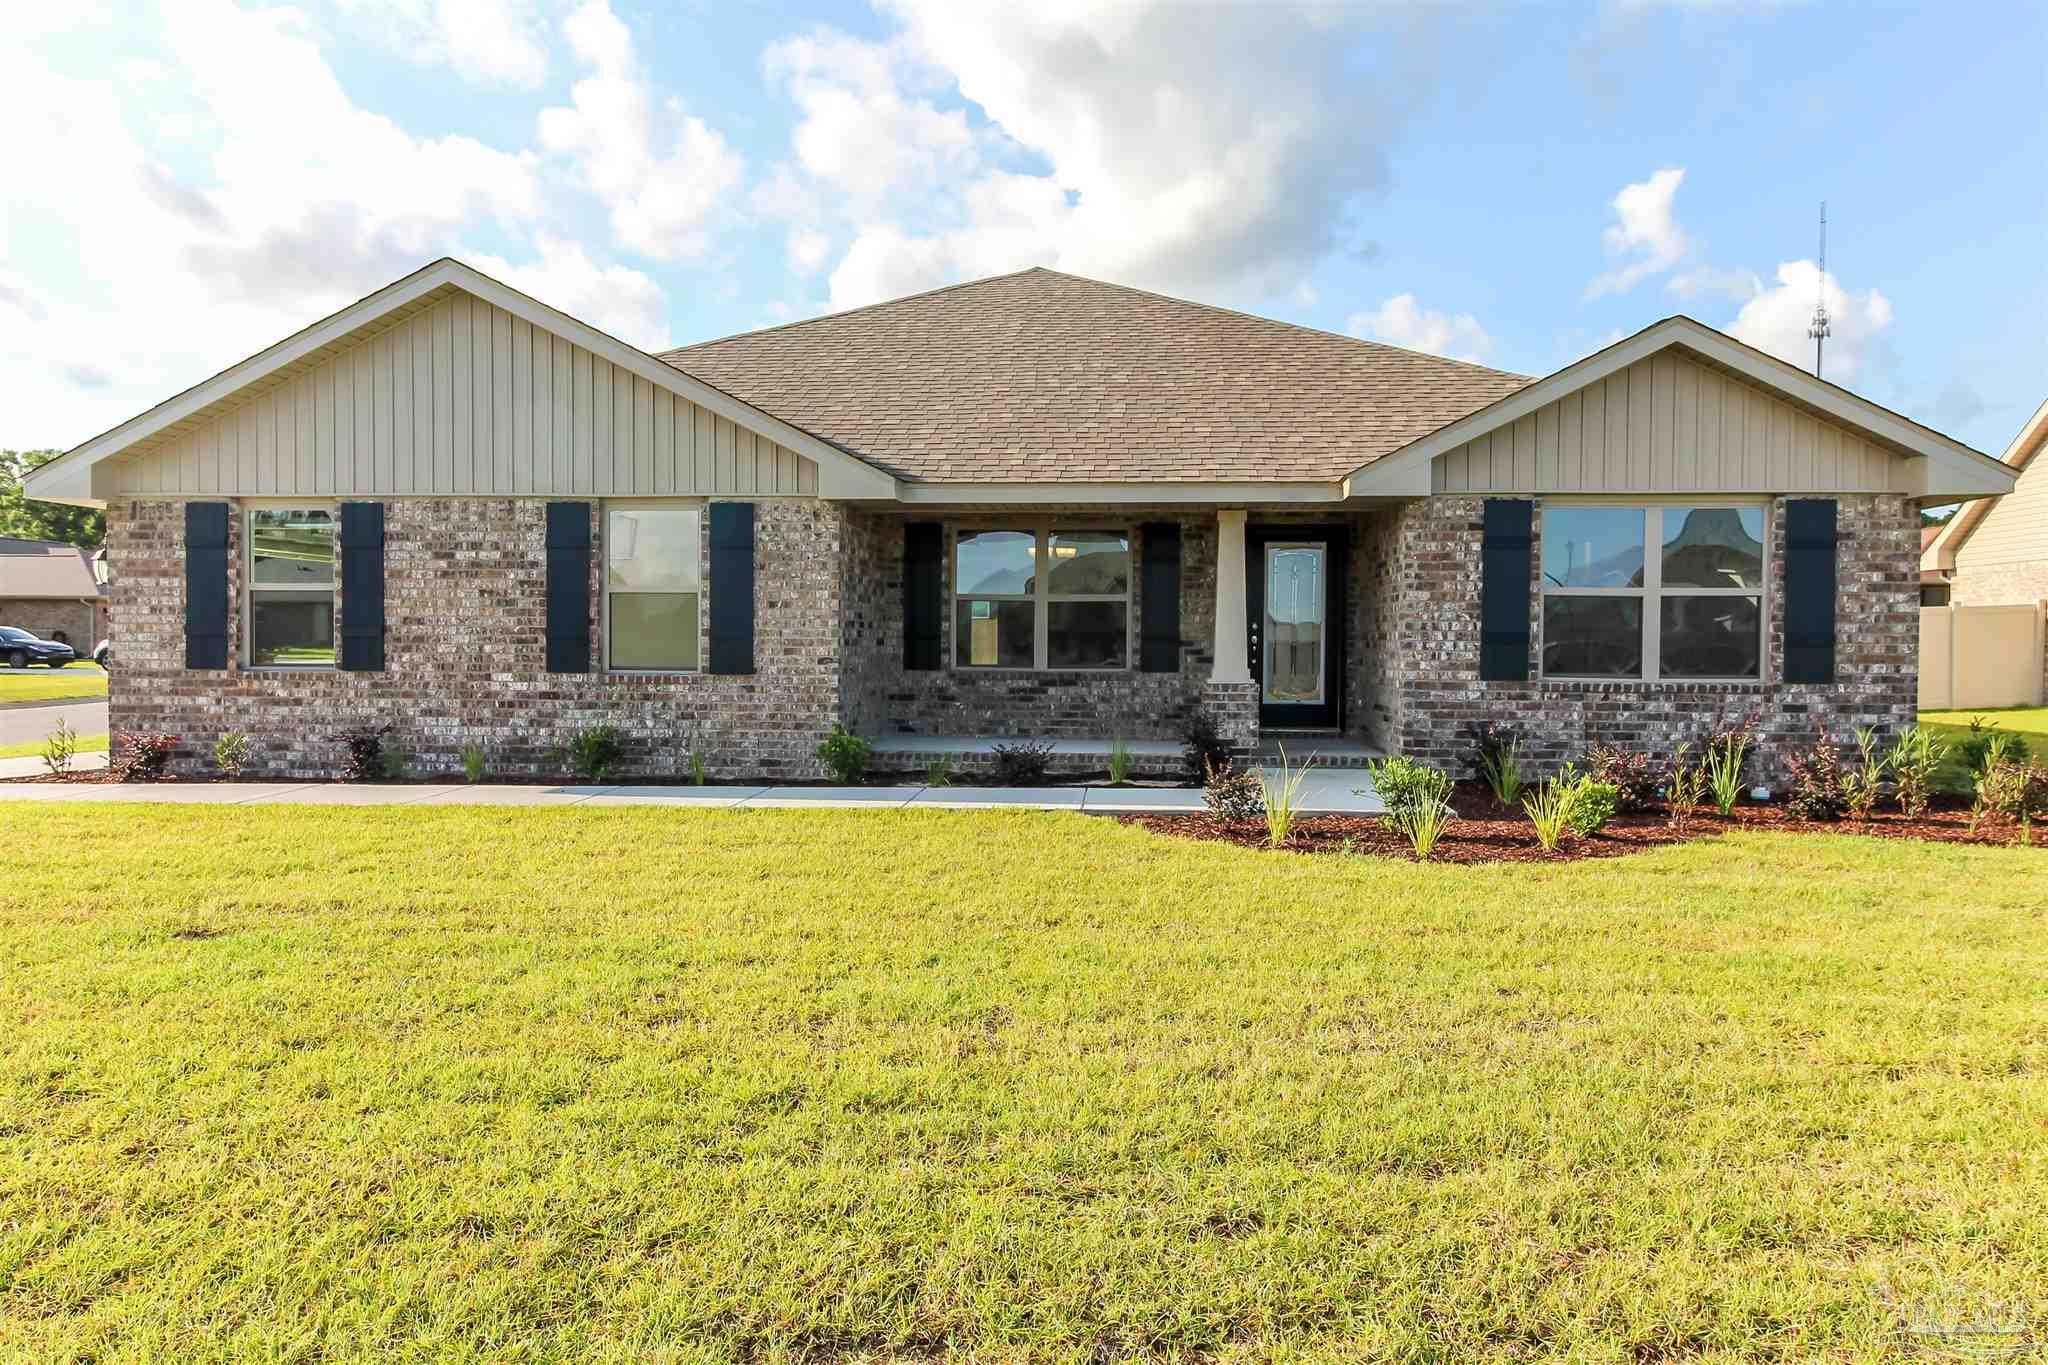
left=0, top=536, right=108, bottom=652
left=1921, top=396, right=2048, bottom=606
left=23, top=259, right=2017, bottom=780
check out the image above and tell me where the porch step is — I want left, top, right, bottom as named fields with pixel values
left=1258, top=735, right=1385, bottom=770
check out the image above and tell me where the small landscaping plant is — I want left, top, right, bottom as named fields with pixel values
left=1957, top=717, right=2028, bottom=774
left=1971, top=737, right=2048, bottom=839
left=460, top=743, right=487, bottom=783
left=1665, top=743, right=1708, bottom=829
left=1586, top=743, right=1661, bottom=814
left=563, top=725, right=625, bottom=784
left=1885, top=726, right=1946, bottom=818
left=42, top=719, right=77, bottom=777
left=1784, top=736, right=1849, bottom=822
left=689, top=752, right=708, bottom=785
left=1260, top=748, right=1313, bottom=848
left=924, top=755, right=953, bottom=787
left=213, top=731, right=250, bottom=780
left=341, top=728, right=388, bottom=783
left=991, top=738, right=1054, bottom=785
left=380, top=738, right=410, bottom=781
left=814, top=724, right=872, bottom=784
left=1840, top=726, right=1887, bottom=822
left=1203, top=759, right=1264, bottom=823
left=1470, top=722, right=1526, bottom=808
left=111, top=731, right=178, bottom=782
left=1182, top=708, right=1233, bottom=784
left=1702, top=724, right=1754, bottom=817
left=1522, top=772, right=1579, bottom=852
left=1365, top=756, right=1453, bottom=861
left=1106, top=737, right=1133, bottom=787
left=1565, top=777, right=1618, bottom=837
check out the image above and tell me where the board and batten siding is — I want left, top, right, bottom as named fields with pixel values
left=110, top=293, right=819, bottom=498
left=1953, top=455, right=2048, bottom=571
left=1434, top=351, right=1915, bottom=496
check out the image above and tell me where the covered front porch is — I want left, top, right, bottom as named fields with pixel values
left=842, top=502, right=1407, bottom=767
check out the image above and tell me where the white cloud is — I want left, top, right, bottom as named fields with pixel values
left=1586, top=166, right=1690, bottom=298
left=337, top=0, right=551, bottom=88
left=786, top=228, right=832, bottom=275
left=1345, top=294, right=1493, bottom=363
left=1725, top=259, right=1891, bottom=382
left=756, top=1, right=1434, bottom=311
left=538, top=0, right=743, bottom=261
left=469, top=236, right=671, bottom=348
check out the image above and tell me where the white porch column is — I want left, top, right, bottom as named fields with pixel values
left=1211, top=508, right=1252, bottom=684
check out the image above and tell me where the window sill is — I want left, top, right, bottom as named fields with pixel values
left=243, top=664, right=336, bottom=673
left=1535, top=675, right=1768, bottom=687
left=952, top=666, right=1133, bottom=675
left=606, top=668, right=703, bottom=677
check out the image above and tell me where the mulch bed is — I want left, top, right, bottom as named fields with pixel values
left=1121, top=781, right=2043, bottom=865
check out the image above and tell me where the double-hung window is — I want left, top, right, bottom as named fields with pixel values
left=605, top=504, right=701, bottom=670
left=1540, top=504, right=1765, bottom=681
left=247, top=506, right=336, bottom=667
left=955, top=527, right=1130, bottom=670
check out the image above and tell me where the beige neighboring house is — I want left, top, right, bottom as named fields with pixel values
left=1922, top=397, right=2048, bottom=604
left=0, top=536, right=108, bottom=649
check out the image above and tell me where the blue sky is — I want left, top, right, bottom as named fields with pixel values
left=2, top=0, right=2042, bottom=459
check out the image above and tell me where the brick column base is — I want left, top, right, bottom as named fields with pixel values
left=1200, top=680, right=1260, bottom=761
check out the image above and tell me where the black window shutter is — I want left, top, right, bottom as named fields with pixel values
left=184, top=502, right=231, bottom=670
left=338, top=502, right=386, bottom=671
left=1479, top=499, right=1534, bottom=681
left=545, top=501, right=592, bottom=673
left=1783, top=498, right=1838, bottom=683
left=707, top=501, right=755, bottom=675
left=902, top=522, right=943, bottom=670
left=1138, top=522, right=1182, bottom=672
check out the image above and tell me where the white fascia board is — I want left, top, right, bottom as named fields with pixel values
left=892, top=480, right=1344, bottom=505
left=1344, top=316, right=2016, bottom=502
left=23, top=258, right=898, bottom=507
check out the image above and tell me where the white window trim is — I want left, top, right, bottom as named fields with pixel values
left=242, top=499, right=337, bottom=671
left=601, top=498, right=706, bottom=675
left=1539, top=500, right=1769, bottom=684
left=953, top=524, right=1133, bottom=673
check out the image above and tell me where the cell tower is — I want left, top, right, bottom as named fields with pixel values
left=1806, top=202, right=1831, bottom=378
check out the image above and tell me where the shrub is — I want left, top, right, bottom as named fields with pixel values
left=1784, top=737, right=1849, bottom=822
left=1702, top=725, right=1754, bottom=816
left=1471, top=722, right=1525, bottom=808
left=924, top=755, right=952, bottom=787
left=1665, top=743, right=1708, bottom=828
left=1107, top=736, right=1133, bottom=787
left=378, top=738, right=410, bottom=781
left=1261, top=748, right=1314, bottom=848
left=991, top=738, right=1054, bottom=785
left=1182, top=708, right=1234, bottom=784
left=1566, top=779, right=1618, bottom=837
left=112, top=731, right=178, bottom=782
left=1366, top=756, right=1453, bottom=861
left=1522, top=773, right=1578, bottom=852
left=213, top=731, right=250, bottom=780
left=1972, top=739, right=2048, bottom=832
left=563, top=725, right=625, bottom=784
left=1203, top=759, right=1264, bottom=823
left=460, top=743, right=487, bottom=783
left=341, top=727, right=388, bottom=783
left=1957, top=718, right=2029, bottom=774
left=689, top=752, right=708, bottom=785
left=810, top=724, right=870, bottom=784
left=43, top=719, right=77, bottom=777
left=1886, top=727, right=1946, bottom=818
left=1841, top=726, right=1887, bottom=822
left=1586, top=744, right=1661, bottom=814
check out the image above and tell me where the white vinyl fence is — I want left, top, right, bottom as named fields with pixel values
left=1919, top=604, right=2047, bottom=710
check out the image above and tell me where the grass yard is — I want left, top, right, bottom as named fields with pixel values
left=1919, top=705, right=2048, bottom=793
left=1, top=807, right=2044, bottom=1362
left=0, top=662, right=107, bottom=705
left=0, top=733, right=109, bottom=761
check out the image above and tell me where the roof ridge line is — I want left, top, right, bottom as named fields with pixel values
left=660, top=265, right=1051, bottom=359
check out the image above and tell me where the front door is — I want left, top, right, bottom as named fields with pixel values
left=1248, top=526, right=1346, bottom=730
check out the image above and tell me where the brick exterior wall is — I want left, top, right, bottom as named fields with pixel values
left=1390, top=494, right=1921, bottom=783
left=104, top=498, right=846, bottom=780
left=1949, top=560, right=2048, bottom=607
left=0, top=598, right=101, bottom=652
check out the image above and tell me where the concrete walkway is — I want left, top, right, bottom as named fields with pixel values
left=0, top=766, right=1385, bottom=814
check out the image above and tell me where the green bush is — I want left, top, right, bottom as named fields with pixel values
left=815, top=724, right=872, bottom=784
left=1470, top=723, right=1525, bottom=806
left=991, top=738, right=1054, bottom=785
left=1586, top=744, right=1661, bottom=814
left=1202, top=760, right=1264, bottom=823
left=213, top=731, right=250, bottom=779
left=1565, top=779, right=1618, bottom=836
left=460, top=743, right=487, bottom=783
left=1885, top=726, right=1946, bottom=817
left=1365, top=756, right=1453, bottom=861
left=1958, top=718, right=2029, bottom=774
left=563, top=726, right=625, bottom=783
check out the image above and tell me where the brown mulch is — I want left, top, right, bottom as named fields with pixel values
left=1121, top=781, right=2043, bottom=865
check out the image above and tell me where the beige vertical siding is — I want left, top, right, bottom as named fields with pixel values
left=112, top=294, right=819, bottom=498
left=1954, top=453, right=2048, bottom=571
left=1434, top=351, right=1911, bottom=494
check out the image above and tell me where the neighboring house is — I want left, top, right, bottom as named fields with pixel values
left=1921, top=397, right=2048, bottom=605
left=22, top=259, right=2015, bottom=780
left=0, top=536, right=108, bottom=651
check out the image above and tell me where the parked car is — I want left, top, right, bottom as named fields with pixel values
left=95, top=639, right=110, bottom=669
left=0, top=627, right=78, bottom=669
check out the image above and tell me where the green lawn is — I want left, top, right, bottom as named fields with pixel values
left=0, top=732, right=109, bottom=760
left=1, top=807, right=2043, bottom=1362
left=1919, top=705, right=2048, bottom=793
left=0, top=661, right=107, bottom=705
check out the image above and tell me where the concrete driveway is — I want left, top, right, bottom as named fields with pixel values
left=0, top=699, right=107, bottom=747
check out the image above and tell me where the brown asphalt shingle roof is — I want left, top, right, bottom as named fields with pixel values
left=0, top=538, right=105, bottom=600
left=659, top=268, right=1532, bottom=484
